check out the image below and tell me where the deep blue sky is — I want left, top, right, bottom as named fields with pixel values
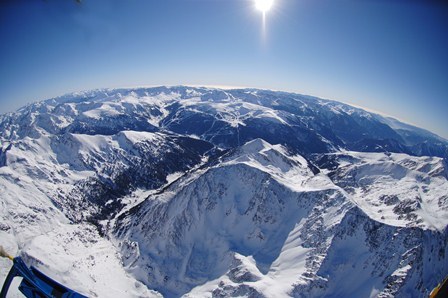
left=1, top=0, right=447, bottom=138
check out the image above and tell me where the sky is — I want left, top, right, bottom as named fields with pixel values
left=0, top=0, right=447, bottom=138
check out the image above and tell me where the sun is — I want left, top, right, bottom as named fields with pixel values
left=255, top=0, right=274, bottom=13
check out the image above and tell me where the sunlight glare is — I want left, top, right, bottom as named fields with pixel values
left=255, top=0, right=274, bottom=13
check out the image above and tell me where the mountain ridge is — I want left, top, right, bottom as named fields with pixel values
left=0, top=86, right=447, bottom=297
left=1, top=86, right=446, bottom=143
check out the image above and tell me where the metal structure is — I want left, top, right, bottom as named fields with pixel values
left=1, top=256, right=86, bottom=298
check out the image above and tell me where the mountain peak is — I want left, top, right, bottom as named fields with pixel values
left=0, top=86, right=447, bottom=298
left=239, top=138, right=272, bottom=154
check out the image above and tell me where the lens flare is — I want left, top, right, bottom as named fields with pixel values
left=255, top=0, right=274, bottom=13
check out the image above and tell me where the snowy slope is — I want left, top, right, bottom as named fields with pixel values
left=1, top=86, right=446, bottom=157
left=313, top=151, right=448, bottom=231
left=0, top=123, right=214, bottom=295
left=114, top=139, right=448, bottom=297
left=0, top=86, right=447, bottom=297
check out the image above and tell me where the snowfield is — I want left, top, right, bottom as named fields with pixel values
left=0, top=86, right=447, bottom=297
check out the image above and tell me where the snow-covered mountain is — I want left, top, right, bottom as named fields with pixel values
left=0, top=86, right=447, bottom=297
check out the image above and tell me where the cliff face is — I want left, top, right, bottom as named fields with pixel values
left=115, top=139, right=448, bottom=297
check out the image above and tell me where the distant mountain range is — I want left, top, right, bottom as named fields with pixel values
left=0, top=86, right=446, bottom=297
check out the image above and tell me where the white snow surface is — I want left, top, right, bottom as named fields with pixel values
left=0, top=133, right=161, bottom=297
left=0, top=86, right=447, bottom=298
left=330, top=151, right=448, bottom=231
left=114, top=139, right=448, bottom=297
